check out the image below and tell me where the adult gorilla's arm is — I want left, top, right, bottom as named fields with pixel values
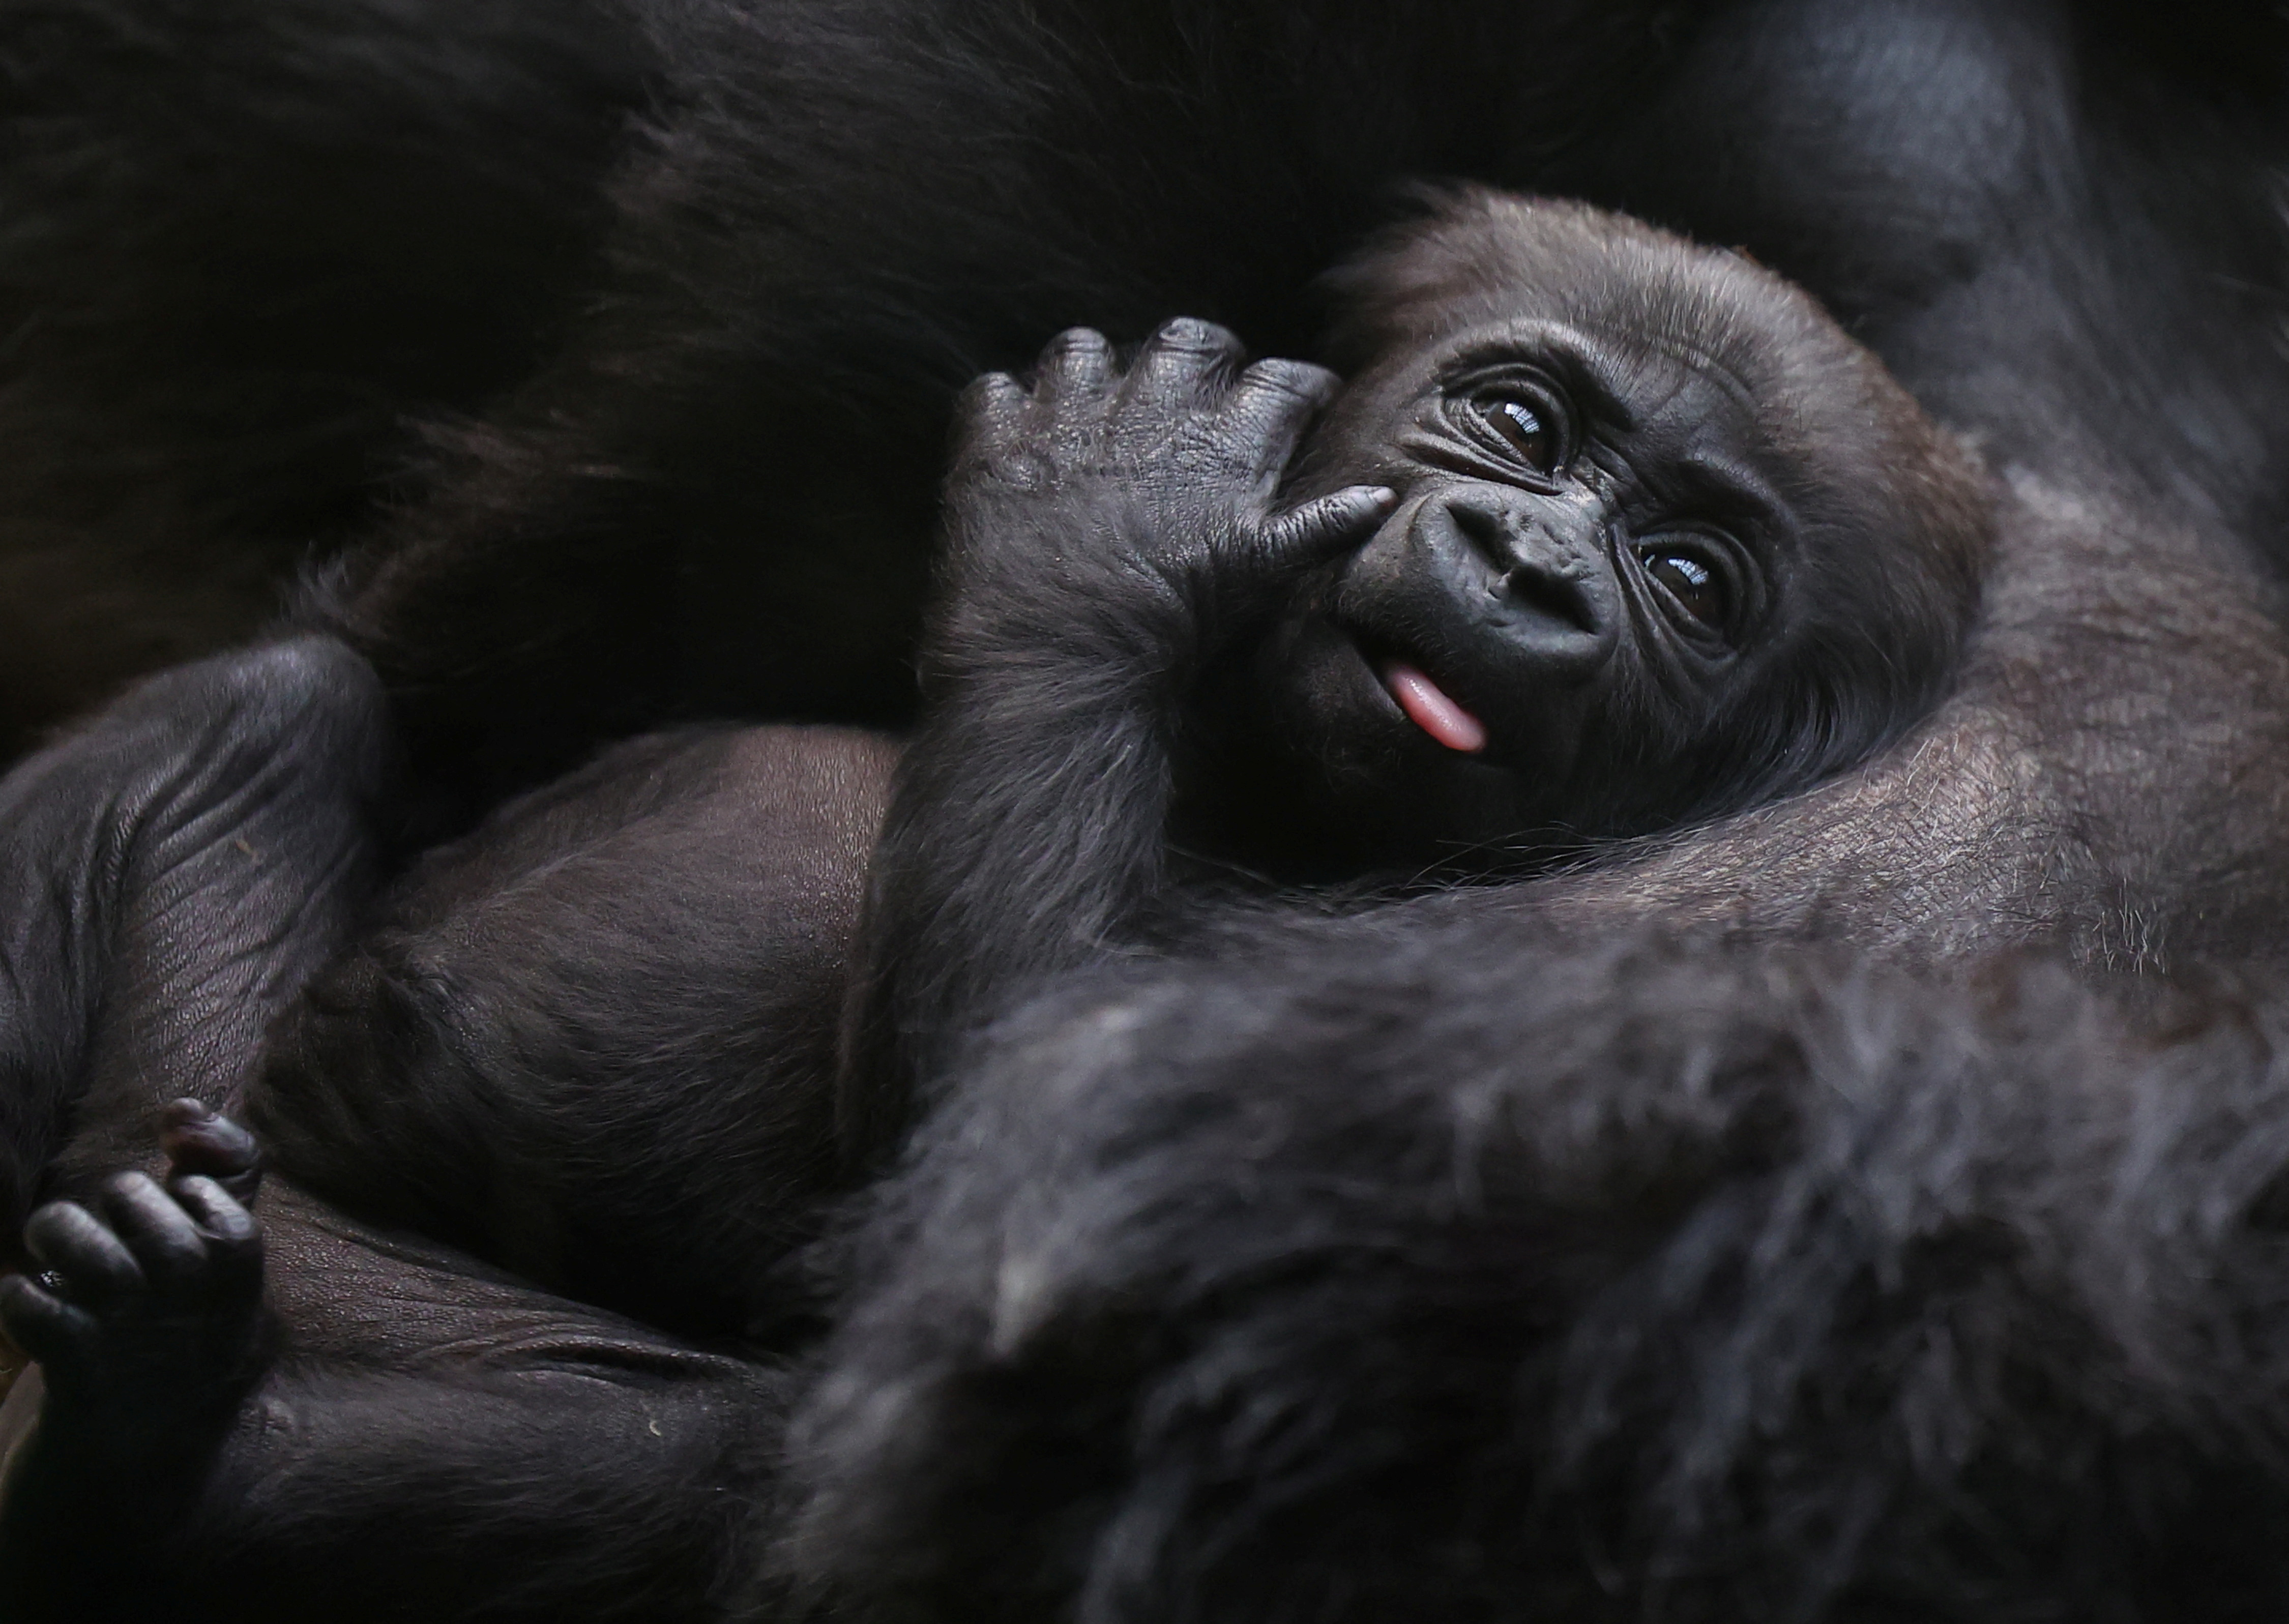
left=788, top=930, right=2289, bottom=1620
left=838, top=319, right=1392, bottom=1153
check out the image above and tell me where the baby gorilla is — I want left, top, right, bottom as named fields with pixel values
left=849, top=188, right=1994, bottom=1138
left=1, top=196, right=1997, bottom=1566
left=1241, top=189, right=1992, bottom=861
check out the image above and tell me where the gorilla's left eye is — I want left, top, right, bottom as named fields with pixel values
left=1637, top=543, right=1732, bottom=634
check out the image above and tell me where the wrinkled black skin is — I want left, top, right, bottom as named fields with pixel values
left=8, top=0, right=2289, bottom=1619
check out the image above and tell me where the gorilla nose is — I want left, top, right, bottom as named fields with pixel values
left=1429, top=493, right=1613, bottom=668
left=1492, top=556, right=1599, bottom=635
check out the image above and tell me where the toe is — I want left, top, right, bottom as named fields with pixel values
left=0, top=1273, right=96, bottom=1370
left=168, top=1176, right=262, bottom=1298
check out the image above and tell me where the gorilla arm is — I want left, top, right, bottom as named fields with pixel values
left=837, top=319, right=1392, bottom=1155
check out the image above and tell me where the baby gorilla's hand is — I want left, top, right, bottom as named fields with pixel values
left=948, top=318, right=1393, bottom=646
left=0, top=1100, right=265, bottom=1420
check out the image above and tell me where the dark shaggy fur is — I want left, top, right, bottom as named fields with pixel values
left=0, top=0, right=646, bottom=754
left=793, top=934, right=2289, bottom=1621
left=4, top=1, right=2289, bottom=1619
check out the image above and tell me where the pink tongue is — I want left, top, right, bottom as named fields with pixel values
left=1378, top=659, right=1487, bottom=754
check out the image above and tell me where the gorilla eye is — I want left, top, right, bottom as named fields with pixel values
left=1638, top=544, right=1732, bottom=633
left=1476, top=397, right=1558, bottom=473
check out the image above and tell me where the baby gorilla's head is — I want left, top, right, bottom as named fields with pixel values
left=1253, top=190, right=1992, bottom=859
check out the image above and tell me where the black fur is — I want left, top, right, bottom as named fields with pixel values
left=4, top=1, right=2289, bottom=1619
left=792, top=935, right=2289, bottom=1621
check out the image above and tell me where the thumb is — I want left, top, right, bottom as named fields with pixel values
left=161, top=1099, right=265, bottom=1204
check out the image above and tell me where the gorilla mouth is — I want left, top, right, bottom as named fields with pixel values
left=1376, top=657, right=1488, bottom=753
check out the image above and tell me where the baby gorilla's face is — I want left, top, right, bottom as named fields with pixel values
left=1275, top=318, right=1788, bottom=811
left=1246, top=198, right=1987, bottom=861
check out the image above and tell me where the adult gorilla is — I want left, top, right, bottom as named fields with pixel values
left=7, top=0, right=2289, bottom=1619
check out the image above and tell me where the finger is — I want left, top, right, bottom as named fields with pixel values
left=0, top=1273, right=97, bottom=1370
left=1031, top=327, right=1115, bottom=404
left=1126, top=317, right=1246, bottom=408
left=161, top=1099, right=262, bottom=1203
left=170, top=1174, right=264, bottom=1302
left=23, top=1201, right=145, bottom=1302
left=169, top=1175, right=258, bottom=1249
left=1258, top=485, right=1399, bottom=564
left=1223, top=358, right=1344, bottom=479
left=99, top=1171, right=212, bottom=1295
left=951, top=371, right=1029, bottom=465
left=170, top=1174, right=260, bottom=1259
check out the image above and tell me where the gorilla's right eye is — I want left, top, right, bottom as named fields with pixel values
left=1465, top=393, right=1563, bottom=475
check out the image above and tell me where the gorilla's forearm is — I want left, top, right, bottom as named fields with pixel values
left=841, top=526, right=1194, bottom=1153
left=839, top=323, right=1375, bottom=1151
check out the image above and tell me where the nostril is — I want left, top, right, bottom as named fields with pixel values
left=1501, top=563, right=1600, bottom=636
left=1446, top=501, right=1515, bottom=571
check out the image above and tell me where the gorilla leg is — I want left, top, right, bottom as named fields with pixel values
left=0, top=637, right=392, bottom=1237
left=2, top=1128, right=788, bottom=1623
left=0, top=644, right=796, bottom=1619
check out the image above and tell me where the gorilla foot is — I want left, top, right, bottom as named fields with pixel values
left=0, top=1101, right=266, bottom=1430
left=0, top=1105, right=265, bottom=1624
